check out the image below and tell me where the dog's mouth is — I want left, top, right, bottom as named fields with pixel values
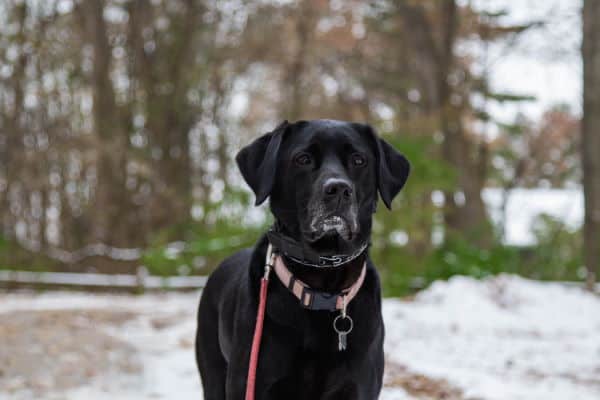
left=306, top=215, right=356, bottom=243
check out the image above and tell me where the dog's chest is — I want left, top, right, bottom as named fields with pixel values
left=267, top=351, right=357, bottom=399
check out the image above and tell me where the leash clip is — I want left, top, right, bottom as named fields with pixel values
left=264, top=244, right=274, bottom=280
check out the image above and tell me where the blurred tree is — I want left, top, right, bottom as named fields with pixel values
left=582, top=0, right=600, bottom=290
left=0, top=0, right=233, bottom=272
left=74, top=1, right=128, bottom=249
left=0, top=0, right=586, bottom=289
left=391, top=0, right=493, bottom=245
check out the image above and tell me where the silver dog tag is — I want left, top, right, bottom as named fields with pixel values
left=338, top=331, right=347, bottom=351
left=333, top=313, right=353, bottom=352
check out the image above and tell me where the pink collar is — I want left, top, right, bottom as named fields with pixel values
left=272, top=254, right=367, bottom=311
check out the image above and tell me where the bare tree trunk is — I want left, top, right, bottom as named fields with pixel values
left=437, top=0, right=490, bottom=244
left=1, top=2, right=28, bottom=243
left=211, top=65, right=230, bottom=185
left=582, top=0, right=600, bottom=291
left=75, top=0, right=130, bottom=271
left=399, top=0, right=491, bottom=245
left=283, top=2, right=315, bottom=120
left=128, top=0, right=201, bottom=231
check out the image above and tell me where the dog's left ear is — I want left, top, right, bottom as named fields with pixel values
left=354, top=123, right=411, bottom=210
left=235, top=121, right=288, bottom=205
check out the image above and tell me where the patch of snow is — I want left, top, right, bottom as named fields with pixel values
left=379, top=387, right=415, bottom=400
left=384, top=274, right=600, bottom=400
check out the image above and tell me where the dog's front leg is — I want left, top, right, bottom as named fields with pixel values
left=224, top=353, right=278, bottom=400
left=225, top=334, right=296, bottom=400
left=224, top=346, right=250, bottom=399
left=223, top=342, right=275, bottom=400
left=323, top=383, right=359, bottom=400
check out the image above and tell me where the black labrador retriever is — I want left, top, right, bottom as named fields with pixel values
left=196, top=119, right=410, bottom=399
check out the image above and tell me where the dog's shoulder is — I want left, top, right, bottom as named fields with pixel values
left=205, top=247, right=253, bottom=288
left=199, top=247, right=254, bottom=316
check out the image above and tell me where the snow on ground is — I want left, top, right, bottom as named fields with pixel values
left=1, top=275, right=599, bottom=400
left=384, top=275, right=600, bottom=400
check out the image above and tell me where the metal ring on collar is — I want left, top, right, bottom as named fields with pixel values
left=333, top=314, right=353, bottom=334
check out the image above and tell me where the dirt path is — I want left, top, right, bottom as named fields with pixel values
left=0, top=309, right=140, bottom=395
left=384, top=360, right=468, bottom=400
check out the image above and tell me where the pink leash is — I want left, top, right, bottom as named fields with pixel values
left=245, top=245, right=274, bottom=400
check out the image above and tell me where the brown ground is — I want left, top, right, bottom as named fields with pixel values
left=385, top=360, right=470, bottom=400
left=0, top=309, right=141, bottom=395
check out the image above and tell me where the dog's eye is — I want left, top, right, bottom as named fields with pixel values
left=294, top=153, right=312, bottom=166
left=352, top=153, right=366, bottom=167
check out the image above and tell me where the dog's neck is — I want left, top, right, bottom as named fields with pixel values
left=282, top=253, right=367, bottom=293
left=270, top=218, right=369, bottom=292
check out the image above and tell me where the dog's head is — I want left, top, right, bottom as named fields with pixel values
left=236, top=119, right=410, bottom=258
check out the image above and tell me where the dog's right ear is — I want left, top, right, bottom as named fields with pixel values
left=235, top=121, right=288, bottom=205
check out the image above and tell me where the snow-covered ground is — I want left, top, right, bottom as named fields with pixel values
left=1, top=275, right=599, bottom=400
left=384, top=275, right=600, bottom=400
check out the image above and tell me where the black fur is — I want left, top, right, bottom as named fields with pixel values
left=196, top=119, right=410, bottom=399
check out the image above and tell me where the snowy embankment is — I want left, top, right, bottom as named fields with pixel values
left=383, top=275, right=600, bottom=400
left=1, top=275, right=598, bottom=400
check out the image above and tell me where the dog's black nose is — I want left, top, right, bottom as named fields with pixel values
left=323, top=178, right=353, bottom=199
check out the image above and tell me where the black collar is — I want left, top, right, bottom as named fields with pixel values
left=266, top=227, right=369, bottom=268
